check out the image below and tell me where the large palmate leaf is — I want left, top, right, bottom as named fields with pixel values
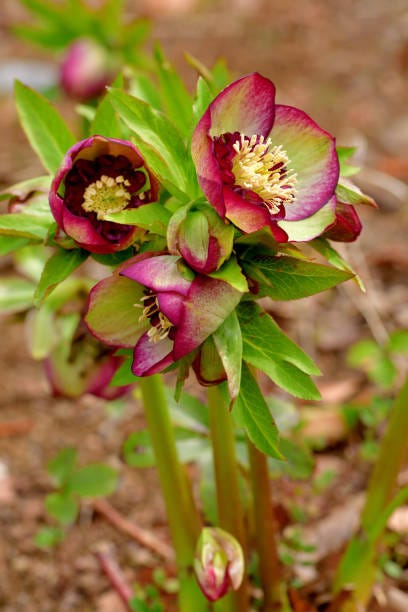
left=242, top=254, right=353, bottom=301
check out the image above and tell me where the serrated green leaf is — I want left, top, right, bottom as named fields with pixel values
left=15, top=81, right=75, bottom=174
left=34, top=248, right=88, bottom=305
left=48, top=447, right=77, bottom=487
left=0, top=236, right=30, bottom=255
left=0, top=277, right=35, bottom=313
left=238, top=302, right=320, bottom=375
left=234, top=363, right=282, bottom=458
left=242, top=254, right=353, bottom=300
left=0, top=213, right=51, bottom=241
left=192, top=77, right=215, bottom=124
left=310, top=238, right=365, bottom=290
left=109, top=88, right=197, bottom=200
left=212, top=311, right=242, bottom=403
left=45, top=492, right=78, bottom=525
left=238, top=302, right=320, bottom=400
left=68, top=464, right=118, bottom=497
left=336, top=180, right=377, bottom=208
left=91, top=75, right=123, bottom=138
left=154, top=45, right=193, bottom=138
left=105, top=202, right=171, bottom=236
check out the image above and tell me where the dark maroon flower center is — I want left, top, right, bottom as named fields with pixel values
left=62, top=154, right=150, bottom=242
left=138, top=290, right=176, bottom=343
left=213, top=131, right=297, bottom=217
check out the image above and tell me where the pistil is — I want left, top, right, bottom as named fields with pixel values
left=82, top=174, right=131, bottom=219
left=231, top=134, right=297, bottom=214
left=137, top=294, right=173, bottom=343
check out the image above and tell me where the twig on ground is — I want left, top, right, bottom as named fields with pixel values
left=92, top=498, right=174, bottom=562
left=95, top=545, right=133, bottom=611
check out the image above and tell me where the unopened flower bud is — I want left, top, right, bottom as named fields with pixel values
left=60, top=38, right=115, bottom=102
left=194, top=527, right=244, bottom=602
left=167, top=203, right=234, bottom=273
left=323, top=201, right=362, bottom=242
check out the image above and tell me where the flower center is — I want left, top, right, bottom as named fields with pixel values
left=137, top=293, right=173, bottom=343
left=231, top=134, right=297, bottom=214
left=81, top=174, right=132, bottom=220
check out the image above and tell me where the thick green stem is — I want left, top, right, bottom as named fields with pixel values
left=247, top=440, right=283, bottom=610
left=208, top=384, right=249, bottom=612
left=335, top=375, right=408, bottom=610
left=137, top=376, right=208, bottom=612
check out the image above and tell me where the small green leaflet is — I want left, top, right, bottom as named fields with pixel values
left=238, top=302, right=321, bottom=400
left=14, top=81, right=75, bottom=174
left=67, top=464, right=118, bottom=497
left=234, top=363, right=282, bottom=458
left=242, top=254, right=353, bottom=300
left=105, top=202, right=171, bottom=236
left=34, top=248, right=88, bottom=305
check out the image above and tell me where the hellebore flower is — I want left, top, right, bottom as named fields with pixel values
left=85, top=254, right=243, bottom=377
left=167, top=202, right=235, bottom=273
left=49, top=136, right=159, bottom=253
left=192, top=73, right=339, bottom=242
left=44, top=329, right=131, bottom=400
left=60, top=38, right=115, bottom=102
left=194, top=527, right=244, bottom=602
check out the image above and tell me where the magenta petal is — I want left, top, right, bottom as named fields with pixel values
left=132, top=332, right=174, bottom=376
left=207, top=73, right=276, bottom=139
left=323, top=202, right=362, bottom=242
left=174, top=277, right=242, bottom=360
left=157, top=291, right=184, bottom=326
left=121, top=255, right=193, bottom=296
left=270, top=105, right=339, bottom=221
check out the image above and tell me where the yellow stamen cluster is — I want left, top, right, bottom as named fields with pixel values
left=82, top=174, right=131, bottom=220
left=137, top=294, right=173, bottom=343
left=231, top=134, right=297, bottom=214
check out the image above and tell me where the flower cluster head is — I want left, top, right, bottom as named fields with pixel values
left=49, top=135, right=159, bottom=253
left=192, top=72, right=341, bottom=242
left=194, top=527, right=244, bottom=602
left=60, top=38, right=115, bottom=102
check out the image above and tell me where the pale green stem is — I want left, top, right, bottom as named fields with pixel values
left=335, top=375, right=408, bottom=610
left=247, top=440, right=283, bottom=610
left=137, top=376, right=209, bottom=612
left=207, top=384, right=250, bottom=612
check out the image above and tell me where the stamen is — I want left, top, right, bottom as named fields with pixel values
left=82, top=174, right=131, bottom=220
left=231, top=134, right=297, bottom=214
left=137, top=294, right=173, bottom=343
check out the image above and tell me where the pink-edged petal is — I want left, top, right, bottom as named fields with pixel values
left=85, top=274, right=147, bottom=347
left=61, top=206, right=135, bottom=253
left=223, top=186, right=288, bottom=241
left=208, top=73, right=276, bottom=139
left=277, top=197, right=336, bottom=242
left=157, top=291, right=184, bottom=326
left=121, top=255, right=193, bottom=295
left=86, top=355, right=132, bottom=400
left=174, top=277, right=242, bottom=360
left=191, top=111, right=225, bottom=218
left=270, top=105, right=339, bottom=221
left=132, top=332, right=174, bottom=376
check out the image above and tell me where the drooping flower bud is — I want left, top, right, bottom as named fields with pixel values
left=322, top=201, right=362, bottom=242
left=60, top=38, right=115, bottom=102
left=167, top=203, right=235, bottom=274
left=194, top=527, right=244, bottom=602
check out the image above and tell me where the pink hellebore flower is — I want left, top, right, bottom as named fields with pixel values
left=49, top=136, right=159, bottom=253
left=192, top=73, right=340, bottom=242
left=194, top=527, right=244, bottom=602
left=60, top=38, right=115, bottom=102
left=85, top=254, right=242, bottom=377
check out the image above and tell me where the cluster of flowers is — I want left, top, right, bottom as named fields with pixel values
left=48, top=73, right=363, bottom=393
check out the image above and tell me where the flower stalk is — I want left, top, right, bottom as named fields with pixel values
left=247, top=440, right=283, bottom=610
left=137, top=376, right=209, bottom=611
left=334, top=374, right=408, bottom=610
left=207, top=384, right=249, bottom=611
